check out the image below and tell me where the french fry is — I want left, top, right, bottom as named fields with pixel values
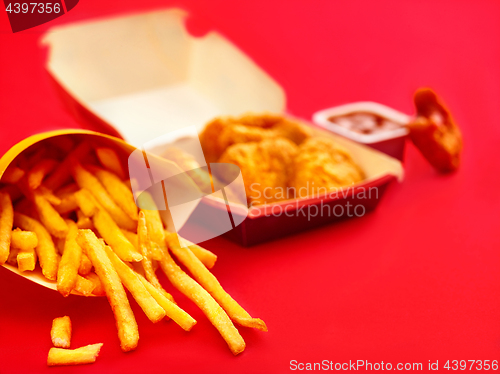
left=37, top=185, right=62, bottom=206
left=72, top=163, right=136, bottom=230
left=136, top=273, right=196, bottom=331
left=76, top=215, right=94, bottom=230
left=47, top=343, right=103, bottom=366
left=104, top=245, right=166, bottom=323
left=44, top=141, right=90, bottom=191
left=14, top=213, right=59, bottom=280
left=56, top=183, right=79, bottom=196
left=169, top=239, right=267, bottom=331
left=11, top=228, right=38, bottom=272
left=96, top=147, right=126, bottom=180
left=160, top=250, right=245, bottom=355
left=0, top=192, right=13, bottom=265
left=55, top=193, right=78, bottom=215
left=51, top=316, right=72, bottom=348
left=84, top=272, right=105, bottom=296
left=137, top=191, right=165, bottom=261
left=1, top=166, right=25, bottom=184
left=165, top=232, right=217, bottom=269
left=27, top=159, right=58, bottom=190
left=149, top=242, right=164, bottom=262
left=32, top=192, right=68, bottom=238
left=76, top=230, right=139, bottom=352
left=74, top=275, right=96, bottom=296
left=87, top=165, right=138, bottom=221
left=74, top=189, right=97, bottom=217
left=79, top=253, right=93, bottom=275
left=137, top=212, right=174, bottom=301
left=57, top=221, right=82, bottom=297
left=75, top=189, right=142, bottom=262
left=76, top=210, right=94, bottom=230
left=93, top=209, right=142, bottom=262
left=75, top=188, right=140, bottom=262
left=121, top=229, right=138, bottom=250
left=16, top=251, right=36, bottom=272
left=11, top=229, right=38, bottom=251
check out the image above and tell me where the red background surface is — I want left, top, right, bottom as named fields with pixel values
left=1, top=1, right=499, bottom=373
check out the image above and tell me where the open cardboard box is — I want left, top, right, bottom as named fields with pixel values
left=42, top=8, right=404, bottom=246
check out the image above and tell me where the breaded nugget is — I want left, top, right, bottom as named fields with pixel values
left=199, top=117, right=230, bottom=164
left=273, top=119, right=311, bottom=145
left=409, top=88, right=462, bottom=173
left=219, top=125, right=279, bottom=151
left=289, top=137, right=365, bottom=198
left=200, top=113, right=311, bottom=163
left=219, top=138, right=298, bottom=206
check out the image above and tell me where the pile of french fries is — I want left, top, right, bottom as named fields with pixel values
left=0, top=136, right=267, bottom=361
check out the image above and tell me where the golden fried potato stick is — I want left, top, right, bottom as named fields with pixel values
left=93, top=209, right=142, bottom=262
left=76, top=230, right=139, bottom=352
left=37, top=185, right=62, bottom=206
left=76, top=215, right=94, bottom=231
left=137, top=212, right=174, bottom=301
left=121, top=229, right=138, bottom=250
left=14, top=213, right=59, bottom=280
left=57, top=221, right=82, bottom=297
left=32, top=192, right=68, bottom=238
left=84, top=272, right=106, bottom=296
left=169, top=240, right=267, bottom=331
left=11, top=229, right=38, bottom=249
left=165, top=231, right=217, bottom=269
left=74, top=189, right=97, bottom=217
left=87, top=165, right=138, bottom=221
left=0, top=192, right=14, bottom=265
left=149, top=242, right=164, bottom=262
left=51, top=316, right=72, bottom=348
left=55, top=193, right=78, bottom=215
left=79, top=253, right=93, bottom=275
left=96, top=147, right=126, bottom=180
left=47, top=343, right=103, bottom=366
left=104, top=245, right=166, bottom=323
left=74, top=275, right=96, bottom=296
left=136, top=273, right=196, bottom=331
left=137, top=191, right=165, bottom=261
left=74, top=190, right=141, bottom=262
left=27, top=159, right=58, bottom=190
left=56, top=183, right=79, bottom=196
left=1, top=166, right=25, bottom=184
left=160, top=250, right=245, bottom=355
left=72, top=163, right=136, bottom=230
left=11, top=229, right=38, bottom=272
left=44, top=141, right=90, bottom=191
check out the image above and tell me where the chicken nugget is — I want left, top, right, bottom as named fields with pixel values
left=289, top=137, right=365, bottom=199
left=219, top=138, right=298, bottom=206
left=408, top=88, right=463, bottom=173
left=200, top=113, right=311, bottom=163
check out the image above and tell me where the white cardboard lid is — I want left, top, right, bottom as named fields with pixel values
left=42, top=8, right=286, bottom=148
